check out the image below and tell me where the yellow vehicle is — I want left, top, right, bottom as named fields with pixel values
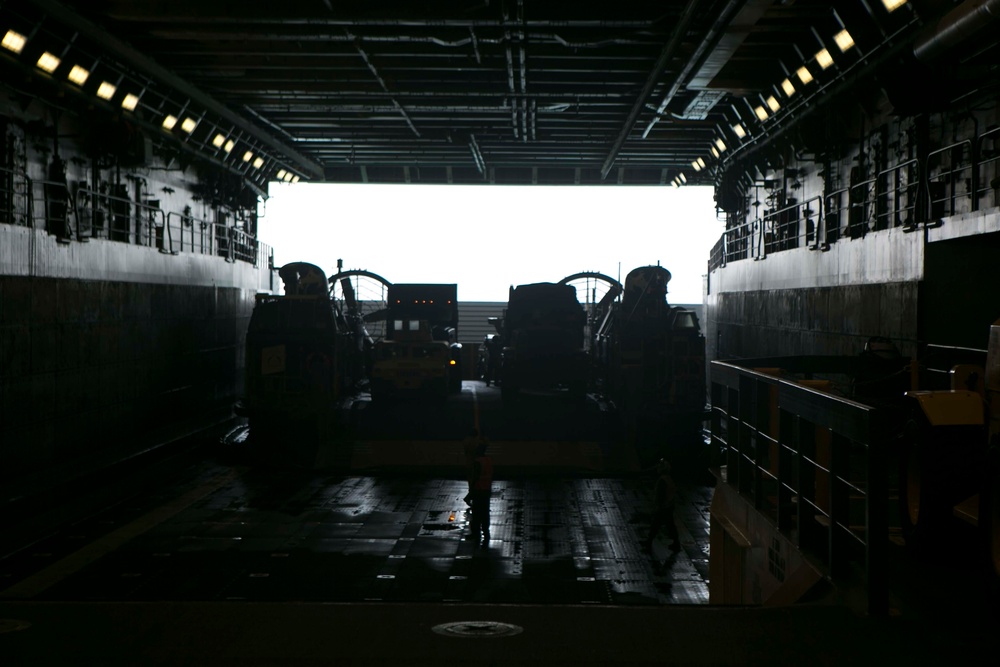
left=370, top=284, right=462, bottom=402
left=899, top=318, right=1000, bottom=580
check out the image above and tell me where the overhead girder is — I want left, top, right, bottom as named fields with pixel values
left=13, top=0, right=995, bottom=188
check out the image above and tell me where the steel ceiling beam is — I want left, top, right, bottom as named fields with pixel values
left=599, top=0, right=707, bottom=179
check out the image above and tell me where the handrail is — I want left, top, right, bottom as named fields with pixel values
left=0, top=166, right=31, bottom=227
left=975, top=126, right=1000, bottom=207
left=758, top=195, right=823, bottom=258
left=2, top=174, right=264, bottom=268
left=710, top=358, right=888, bottom=616
left=708, top=126, right=998, bottom=272
left=823, top=186, right=850, bottom=245
left=926, top=139, right=973, bottom=219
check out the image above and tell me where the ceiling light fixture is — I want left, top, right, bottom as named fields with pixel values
left=679, top=173, right=687, bottom=183
left=834, top=29, right=855, bottom=52
left=36, top=52, right=60, bottom=73
left=276, top=169, right=287, bottom=180
left=2, top=30, right=26, bottom=54
left=882, top=0, right=907, bottom=12
left=796, top=66, right=813, bottom=84
left=754, top=105, right=769, bottom=121
left=732, top=124, right=747, bottom=139
left=162, top=114, right=178, bottom=130
left=181, top=117, right=198, bottom=133
left=96, top=82, right=116, bottom=100
left=710, top=146, right=719, bottom=158
left=692, top=160, right=701, bottom=171
left=121, top=93, right=139, bottom=111
left=815, top=48, right=833, bottom=70
left=67, top=65, right=89, bottom=85
left=781, top=78, right=795, bottom=96
left=224, top=139, right=235, bottom=153
left=766, top=96, right=780, bottom=112
left=243, top=151, right=254, bottom=162
left=212, top=133, right=226, bottom=148
left=715, top=138, right=727, bottom=152
left=292, top=175, right=300, bottom=183
left=253, top=156, right=264, bottom=169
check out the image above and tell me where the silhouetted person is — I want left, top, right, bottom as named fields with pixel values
left=468, top=440, right=493, bottom=546
left=644, top=458, right=680, bottom=553
left=462, top=428, right=488, bottom=505
left=484, top=335, right=502, bottom=386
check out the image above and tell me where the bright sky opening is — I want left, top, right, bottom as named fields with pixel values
left=258, top=183, right=724, bottom=305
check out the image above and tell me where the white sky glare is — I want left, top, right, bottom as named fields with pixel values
left=258, top=183, right=724, bottom=305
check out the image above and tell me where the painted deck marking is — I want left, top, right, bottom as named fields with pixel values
left=0, top=470, right=239, bottom=600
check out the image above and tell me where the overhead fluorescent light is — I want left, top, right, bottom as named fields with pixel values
left=766, top=96, right=780, bottom=112
left=692, top=160, right=701, bottom=171
left=96, top=82, right=116, bottom=100
left=697, top=157, right=706, bottom=168
left=710, top=146, right=719, bottom=158
left=162, top=114, right=178, bottom=130
left=2, top=30, right=26, bottom=54
left=292, top=175, right=300, bottom=183
left=181, top=117, right=198, bottom=133
left=796, top=66, right=814, bottom=84
left=754, top=105, right=768, bottom=121
left=276, top=169, right=287, bottom=180
left=882, top=0, right=907, bottom=12
left=834, top=29, right=855, bottom=52
left=243, top=151, right=254, bottom=162
left=781, top=78, right=795, bottom=97
left=212, top=134, right=226, bottom=148
left=67, top=65, right=89, bottom=85
left=121, top=93, right=139, bottom=111
left=732, top=124, right=747, bottom=139
left=679, top=173, right=687, bottom=183
left=672, top=180, right=679, bottom=188
left=283, top=172, right=293, bottom=182
left=36, top=52, right=60, bottom=73
left=224, top=139, right=235, bottom=153
left=253, top=156, right=264, bottom=169
left=815, top=48, right=833, bottom=70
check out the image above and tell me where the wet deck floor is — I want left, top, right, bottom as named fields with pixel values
left=1, top=464, right=712, bottom=606
left=3, top=384, right=1000, bottom=664
left=0, top=382, right=714, bottom=607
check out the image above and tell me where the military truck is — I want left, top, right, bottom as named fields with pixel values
left=370, top=283, right=462, bottom=402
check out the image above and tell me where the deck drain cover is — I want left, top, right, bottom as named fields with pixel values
left=432, top=621, right=523, bottom=638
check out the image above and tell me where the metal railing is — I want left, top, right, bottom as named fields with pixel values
left=823, top=186, right=849, bottom=245
left=0, top=166, right=30, bottom=227
left=714, top=196, right=823, bottom=265
left=1, top=169, right=268, bottom=269
left=712, top=127, right=998, bottom=269
left=708, top=234, right=725, bottom=272
left=975, top=126, right=1000, bottom=206
left=710, top=358, right=888, bottom=616
left=927, top=139, right=973, bottom=219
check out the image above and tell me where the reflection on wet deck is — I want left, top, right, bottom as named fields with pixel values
left=22, top=470, right=712, bottom=606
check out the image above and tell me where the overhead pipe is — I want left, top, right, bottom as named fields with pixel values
left=599, top=0, right=707, bottom=179
left=913, top=0, right=1000, bottom=63
left=642, top=0, right=746, bottom=139
left=347, top=29, right=421, bottom=138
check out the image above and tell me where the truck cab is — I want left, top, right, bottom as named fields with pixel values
left=369, top=284, right=462, bottom=402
